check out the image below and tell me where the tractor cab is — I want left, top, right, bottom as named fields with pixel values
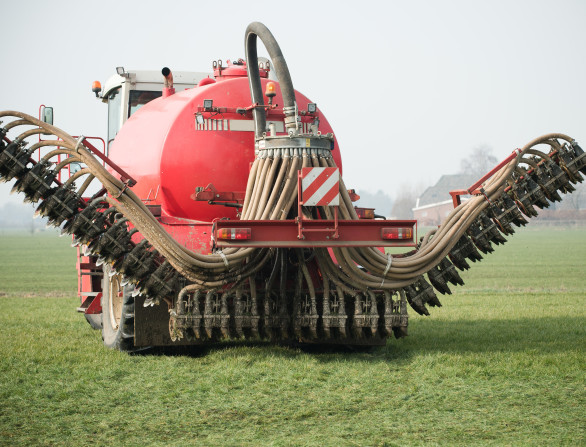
left=93, top=68, right=210, bottom=152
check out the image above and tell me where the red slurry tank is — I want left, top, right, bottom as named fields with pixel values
left=110, top=60, right=342, bottom=228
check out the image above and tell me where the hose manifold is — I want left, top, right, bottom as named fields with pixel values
left=257, top=134, right=334, bottom=153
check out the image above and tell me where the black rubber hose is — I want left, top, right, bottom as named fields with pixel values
left=245, top=22, right=296, bottom=138
left=279, top=246, right=288, bottom=302
left=265, top=248, right=280, bottom=294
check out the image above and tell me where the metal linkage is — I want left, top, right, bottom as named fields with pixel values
left=466, top=219, right=495, bottom=254
left=403, top=276, right=441, bottom=316
left=487, top=195, right=526, bottom=235
left=294, top=294, right=319, bottom=340
left=570, top=141, right=586, bottom=175
left=522, top=173, right=550, bottom=209
left=427, top=257, right=464, bottom=295
left=0, top=140, right=34, bottom=181
left=0, top=127, right=6, bottom=151
left=448, top=234, right=483, bottom=271
left=263, top=290, right=289, bottom=339
left=500, top=194, right=528, bottom=227
left=322, top=284, right=348, bottom=339
left=477, top=211, right=507, bottom=246
left=510, top=175, right=542, bottom=217
left=169, top=290, right=202, bottom=342
left=351, top=292, right=380, bottom=339
left=65, top=200, right=112, bottom=245
left=91, top=218, right=136, bottom=264
left=292, top=261, right=319, bottom=339
left=11, top=159, right=57, bottom=203
left=142, top=261, right=181, bottom=306
left=202, top=291, right=230, bottom=339
left=541, top=157, right=572, bottom=194
left=554, top=143, right=585, bottom=183
left=388, top=290, right=409, bottom=339
left=36, top=185, right=80, bottom=227
left=530, top=164, right=563, bottom=203
left=234, top=288, right=260, bottom=339
left=113, top=239, right=158, bottom=287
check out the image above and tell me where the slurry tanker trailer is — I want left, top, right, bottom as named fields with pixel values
left=1, top=23, right=584, bottom=351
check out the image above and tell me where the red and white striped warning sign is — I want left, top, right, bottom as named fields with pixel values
left=300, top=167, right=340, bottom=206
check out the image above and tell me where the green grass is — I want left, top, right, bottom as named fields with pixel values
left=0, top=231, right=77, bottom=296
left=0, top=227, right=585, bottom=446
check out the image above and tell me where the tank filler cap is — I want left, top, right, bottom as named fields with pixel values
left=213, top=59, right=269, bottom=81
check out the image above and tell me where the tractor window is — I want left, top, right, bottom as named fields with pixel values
left=107, top=87, right=122, bottom=153
left=128, top=90, right=162, bottom=117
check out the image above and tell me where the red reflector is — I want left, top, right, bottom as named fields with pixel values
left=217, top=228, right=251, bottom=241
left=381, top=227, right=413, bottom=240
left=355, top=207, right=375, bottom=219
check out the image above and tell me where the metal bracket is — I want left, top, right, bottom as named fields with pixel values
left=297, top=169, right=339, bottom=240
left=449, top=149, right=520, bottom=207
left=191, top=183, right=245, bottom=203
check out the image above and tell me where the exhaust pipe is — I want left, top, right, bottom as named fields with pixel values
left=162, top=67, right=175, bottom=97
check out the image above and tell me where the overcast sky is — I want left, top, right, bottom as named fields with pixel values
left=1, top=0, right=585, bottom=208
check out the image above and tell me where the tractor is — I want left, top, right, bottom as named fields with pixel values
left=1, top=22, right=584, bottom=351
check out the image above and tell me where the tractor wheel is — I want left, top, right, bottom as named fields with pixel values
left=84, top=313, right=102, bottom=330
left=101, top=266, right=135, bottom=351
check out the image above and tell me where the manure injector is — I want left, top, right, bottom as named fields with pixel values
left=1, top=22, right=584, bottom=351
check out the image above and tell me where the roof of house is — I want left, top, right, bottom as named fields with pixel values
left=415, top=174, right=478, bottom=208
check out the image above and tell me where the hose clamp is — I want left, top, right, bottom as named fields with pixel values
left=380, top=253, right=393, bottom=287
left=74, top=135, right=86, bottom=153
left=217, top=250, right=229, bottom=268
left=114, top=182, right=129, bottom=199
left=478, top=187, right=493, bottom=205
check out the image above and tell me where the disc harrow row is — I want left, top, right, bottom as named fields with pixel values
left=1, top=110, right=584, bottom=345
left=168, top=271, right=409, bottom=343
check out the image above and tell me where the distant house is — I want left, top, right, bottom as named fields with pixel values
left=412, top=174, right=477, bottom=226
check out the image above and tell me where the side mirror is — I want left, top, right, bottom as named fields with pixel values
left=69, top=162, right=82, bottom=174
left=42, top=107, right=54, bottom=125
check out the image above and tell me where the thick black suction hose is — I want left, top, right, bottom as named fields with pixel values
left=245, top=22, right=297, bottom=138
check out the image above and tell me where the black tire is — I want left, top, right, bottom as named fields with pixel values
left=84, top=313, right=103, bottom=330
left=101, top=266, right=135, bottom=351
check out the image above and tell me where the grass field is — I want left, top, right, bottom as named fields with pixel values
left=0, top=227, right=584, bottom=446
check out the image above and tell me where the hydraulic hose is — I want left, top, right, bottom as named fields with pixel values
left=245, top=22, right=297, bottom=137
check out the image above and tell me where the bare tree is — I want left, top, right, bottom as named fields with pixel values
left=391, top=182, right=427, bottom=219
left=460, top=145, right=498, bottom=177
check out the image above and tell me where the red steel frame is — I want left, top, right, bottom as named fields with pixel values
left=213, top=168, right=417, bottom=248
left=80, top=138, right=136, bottom=186
left=213, top=218, right=417, bottom=248
left=449, top=149, right=520, bottom=208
